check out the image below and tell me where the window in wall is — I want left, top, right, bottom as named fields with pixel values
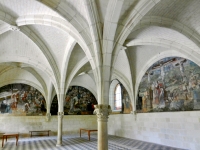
left=114, top=84, right=122, bottom=110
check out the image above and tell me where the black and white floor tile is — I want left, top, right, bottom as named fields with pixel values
left=0, top=134, right=187, bottom=150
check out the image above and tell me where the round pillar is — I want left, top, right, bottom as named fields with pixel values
left=94, top=104, right=112, bottom=150
left=56, top=112, right=64, bottom=146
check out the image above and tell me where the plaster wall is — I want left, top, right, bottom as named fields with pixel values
left=70, top=74, right=97, bottom=98
left=108, top=112, right=200, bottom=150
left=0, top=115, right=97, bottom=136
left=114, top=50, right=131, bottom=82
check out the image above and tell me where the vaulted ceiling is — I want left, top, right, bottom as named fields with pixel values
left=0, top=0, right=200, bottom=104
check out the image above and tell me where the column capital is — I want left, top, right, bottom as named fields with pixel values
left=94, top=104, right=112, bottom=122
left=57, top=112, right=64, bottom=119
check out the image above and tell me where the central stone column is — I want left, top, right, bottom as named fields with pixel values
left=94, top=104, right=112, bottom=150
left=56, top=112, right=64, bottom=146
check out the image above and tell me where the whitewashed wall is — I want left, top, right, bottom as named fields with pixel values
left=108, top=112, right=200, bottom=150
left=0, top=115, right=97, bottom=136
left=1, top=112, right=199, bottom=150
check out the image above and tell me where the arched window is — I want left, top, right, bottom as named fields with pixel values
left=114, top=84, right=122, bottom=110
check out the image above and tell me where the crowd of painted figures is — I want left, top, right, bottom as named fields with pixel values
left=0, top=84, right=132, bottom=116
left=51, top=86, right=98, bottom=115
left=0, top=84, right=46, bottom=115
left=138, top=57, right=200, bottom=112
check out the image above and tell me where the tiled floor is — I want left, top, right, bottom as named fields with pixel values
left=0, top=134, right=187, bottom=150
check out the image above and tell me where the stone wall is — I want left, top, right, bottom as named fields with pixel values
left=108, top=112, right=200, bottom=150
left=0, top=115, right=97, bottom=137
left=1, top=112, right=199, bottom=150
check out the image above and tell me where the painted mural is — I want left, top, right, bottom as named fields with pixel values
left=51, top=86, right=98, bottom=115
left=0, top=84, right=46, bottom=115
left=137, top=57, right=200, bottom=113
left=121, top=85, right=133, bottom=114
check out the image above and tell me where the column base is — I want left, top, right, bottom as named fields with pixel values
left=56, top=143, right=62, bottom=147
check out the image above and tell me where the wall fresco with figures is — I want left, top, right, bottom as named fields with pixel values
left=0, top=84, right=46, bottom=115
left=121, top=84, right=133, bottom=114
left=137, top=57, right=200, bottom=112
left=51, top=86, right=97, bottom=115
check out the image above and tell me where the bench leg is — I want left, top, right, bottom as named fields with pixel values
left=88, top=131, right=90, bottom=141
left=2, top=136, right=4, bottom=147
left=16, top=135, right=19, bottom=146
left=80, top=129, right=81, bottom=137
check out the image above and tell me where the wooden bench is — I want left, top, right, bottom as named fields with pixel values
left=2, top=132, right=19, bottom=147
left=29, top=130, right=51, bottom=137
left=80, top=128, right=97, bottom=141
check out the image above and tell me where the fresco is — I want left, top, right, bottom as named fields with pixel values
left=0, top=84, right=46, bottom=115
left=121, top=85, right=133, bottom=114
left=137, top=57, right=200, bottom=113
left=51, top=86, right=98, bottom=115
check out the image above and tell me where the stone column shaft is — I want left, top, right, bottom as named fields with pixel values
left=56, top=112, right=64, bottom=146
left=94, top=104, right=112, bottom=150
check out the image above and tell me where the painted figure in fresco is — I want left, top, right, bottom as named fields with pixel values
left=1, top=101, right=7, bottom=113
left=40, top=99, right=46, bottom=112
left=21, top=91, right=27, bottom=103
left=168, top=93, right=173, bottom=105
left=160, top=63, right=165, bottom=82
left=175, top=58, right=187, bottom=78
left=142, top=95, right=147, bottom=112
left=147, top=71, right=151, bottom=83
left=125, top=94, right=129, bottom=108
left=159, top=88, right=165, bottom=108
left=16, top=92, right=19, bottom=104
left=182, top=75, right=188, bottom=90
left=24, top=102, right=30, bottom=113
left=87, top=101, right=93, bottom=111
left=68, top=94, right=78, bottom=114
left=11, top=93, right=18, bottom=109
left=119, top=85, right=133, bottom=113
left=188, top=73, right=200, bottom=109
left=152, top=81, right=160, bottom=107
left=20, top=92, right=24, bottom=103
left=152, top=83, right=156, bottom=107
left=5, top=104, right=11, bottom=113
left=34, top=96, right=41, bottom=113
left=140, top=90, right=146, bottom=112
left=152, top=80, right=165, bottom=109
left=192, top=76, right=198, bottom=89
left=193, top=85, right=200, bottom=102
left=137, top=90, right=142, bottom=110
left=180, top=61, right=185, bottom=76
left=65, top=94, right=71, bottom=103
